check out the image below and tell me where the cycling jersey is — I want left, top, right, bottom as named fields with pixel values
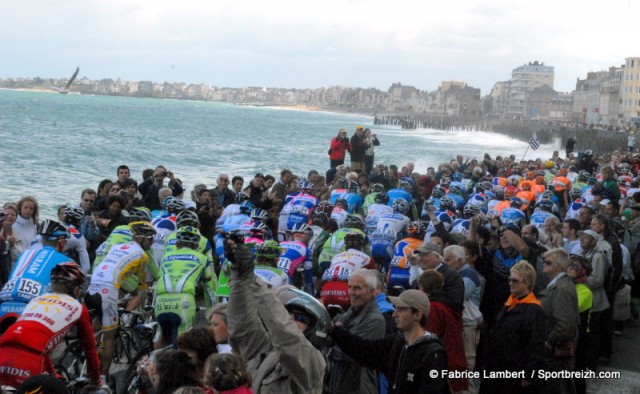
left=364, top=203, right=394, bottom=237
left=93, top=224, right=133, bottom=267
left=155, top=248, right=217, bottom=340
left=387, top=188, right=413, bottom=206
left=444, top=193, right=466, bottom=210
left=278, top=240, right=313, bottom=292
left=164, top=230, right=214, bottom=262
left=254, top=265, right=289, bottom=289
left=330, top=207, right=348, bottom=227
left=530, top=209, right=555, bottom=231
left=286, top=193, right=317, bottom=230
left=450, top=219, right=471, bottom=236
left=87, top=242, right=150, bottom=330
left=0, top=293, right=100, bottom=388
left=320, top=249, right=372, bottom=310
left=0, top=246, right=74, bottom=324
left=565, top=200, right=585, bottom=221
left=500, top=207, right=527, bottom=227
left=376, top=212, right=410, bottom=236
left=318, top=228, right=368, bottom=271
left=369, top=229, right=397, bottom=271
left=64, top=225, right=90, bottom=274
left=362, top=192, right=380, bottom=213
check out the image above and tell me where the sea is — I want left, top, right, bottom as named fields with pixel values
left=0, top=89, right=561, bottom=218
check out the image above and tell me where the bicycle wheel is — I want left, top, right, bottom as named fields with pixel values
left=54, top=340, right=85, bottom=380
left=119, top=347, right=152, bottom=394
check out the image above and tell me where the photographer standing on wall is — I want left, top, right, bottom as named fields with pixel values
left=329, top=128, right=351, bottom=168
left=138, top=165, right=184, bottom=211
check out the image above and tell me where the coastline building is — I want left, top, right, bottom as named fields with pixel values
left=620, top=57, right=640, bottom=127
left=506, top=61, right=554, bottom=119
left=572, top=66, right=623, bottom=127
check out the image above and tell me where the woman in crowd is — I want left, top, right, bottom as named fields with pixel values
left=97, top=195, right=128, bottom=238
left=12, top=196, right=39, bottom=256
left=204, top=353, right=254, bottom=394
left=538, top=248, right=579, bottom=394
left=177, top=327, right=218, bottom=381
left=209, top=303, right=232, bottom=354
left=328, top=128, right=350, bottom=168
left=1, top=204, right=18, bottom=264
left=481, top=261, right=545, bottom=394
left=95, top=179, right=113, bottom=211
left=148, top=349, right=204, bottom=394
left=363, top=128, right=380, bottom=175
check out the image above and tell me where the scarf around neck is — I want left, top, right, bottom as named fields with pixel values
left=504, top=292, right=541, bottom=310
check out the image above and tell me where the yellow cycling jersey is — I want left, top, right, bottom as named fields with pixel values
left=90, top=242, right=149, bottom=292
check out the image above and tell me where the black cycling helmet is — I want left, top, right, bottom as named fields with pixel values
left=374, top=192, right=389, bottom=205
left=344, top=231, right=366, bottom=248
left=63, top=206, right=85, bottom=222
left=276, top=286, right=331, bottom=349
left=129, top=221, right=157, bottom=239
left=128, top=207, right=152, bottom=222
left=38, top=220, right=70, bottom=241
left=344, top=214, right=365, bottom=231
left=51, top=261, right=85, bottom=287
left=234, top=192, right=250, bottom=204
left=177, top=210, right=200, bottom=228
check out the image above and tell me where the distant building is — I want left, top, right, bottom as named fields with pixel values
left=572, top=66, right=623, bottom=126
left=620, top=57, right=640, bottom=127
left=507, top=61, right=554, bottom=118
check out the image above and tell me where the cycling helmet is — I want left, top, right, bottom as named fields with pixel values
left=504, top=188, right=518, bottom=198
left=250, top=221, right=269, bottom=234
left=587, top=176, right=597, bottom=185
left=520, top=182, right=531, bottom=191
left=374, top=192, right=389, bottom=205
left=177, top=210, right=200, bottom=228
left=448, top=185, right=461, bottom=195
left=38, top=220, right=70, bottom=241
left=463, top=204, right=481, bottom=218
left=494, top=187, right=505, bottom=200
left=451, top=172, right=463, bottom=182
left=0, top=208, right=5, bottom=224
left=63, top=206, right=85, bottom=221
left=545, top=161, right=555, bottom=169
left=334, top=198, right=348, bottom=209
left=477, top=182, right=492, bottom=193
left=162, top=196, right=177, bottom=209
left=316, top=200, right=334, bottom=213
left=50, top=261, right=85, bottom=287
left=536, top=198, right=554, bottom=209
left=510, top=198, right=524, bottom=210
left=431, top=186, right=445, bottom=198
left=439, top=196, right=455, bottom=210
left=535, top=176, right=546, bottom=185
left=569, top=187, right=583, bottom=200
left=344, top=231, right=366, bottom=247
left=342, top=180, right=359, bottom=192
left=558, top=168, right=568, bottom=176
left=250, top=208, right=269, bottom=221
left=277, top=286, right=331, bottom=349
left=234, top=192, right=250, bottom=204
left=239, top=201, right=255, bottom=214
left=392, top=198, right=409, bottom=214
left=311, top=211, right=328, bottom=227
left=371, top=183, right=385, bottom=193
left=585, top=150, right=593, bottom=157
left=399, top=177, right=416, bottom=191
left=407, top=221, right=426, bottom=236
left=128, top=207, right=152, bottom=222
left=298, top=178, right=315, bottom=191
left=256, top=240, right=282, bottom=260
left=439, top=176, right=451, bottom=187
left=577, top=172, right=589, bottom=182
left=176, top=226, right=201, bottom=246
left=129, top=221, right=157, bottom=239
left=291, top=223, right=312, bottom=234
left=344, top=214, right=366, bottom=230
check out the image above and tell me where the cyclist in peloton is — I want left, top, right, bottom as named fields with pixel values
left=85, top=221, right=156, bottom=383
left=0, top=220, right=72, bottom=332
left=253, top=240, right=289, bottom=290
left=154, top=226, right=217, bottom=349
left=0, top=262, right=105, bottom=391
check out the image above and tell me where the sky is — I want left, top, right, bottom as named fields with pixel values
left=0, top=0, right=637, bottom=95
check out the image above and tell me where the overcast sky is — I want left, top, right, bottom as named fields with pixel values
left=1, top=0, right=636, bottom=95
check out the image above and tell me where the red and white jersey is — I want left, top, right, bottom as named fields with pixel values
left=322, top=249, right=372, bottom=281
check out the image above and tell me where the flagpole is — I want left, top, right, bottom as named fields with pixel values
left=521, top=145, right=530, bottom=161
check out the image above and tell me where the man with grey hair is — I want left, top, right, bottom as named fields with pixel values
left=326, top=268, right=385, bottom=394
left=409, top=242, right=464, bottom=312
left=210, top=173, right=235, bottom=209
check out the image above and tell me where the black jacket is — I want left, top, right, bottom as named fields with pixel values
left=330, top=328, right=450, bottom=394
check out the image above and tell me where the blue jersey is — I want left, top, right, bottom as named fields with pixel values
left=530, top=209, right=555, bottom=231
left=500, top=207, right=527, bottom=227
left=219, top=213, right=251, bottom=234
left=0, top=247, right=73, bottom=318
left=450, top=219, right=471, bottom=236
left=387, top=188, right=413, bottom=206
left=445, top=193, right=466, bottom=210
left=286, top=193, right=317, bottom=230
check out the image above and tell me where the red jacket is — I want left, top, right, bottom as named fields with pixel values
left=426, top=299, right=468, bottom=392
left=329, top=137, right=350, bottom=161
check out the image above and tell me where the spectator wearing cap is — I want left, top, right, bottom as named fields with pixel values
left=326, top=268, right=385, bottom=394
left=538, top=248, right=579, bottom=394
left=329, top=289, right=449, bottom=394
left=576, top=229, right=610, bottom=370
left=567, top=254, right=593, bottom=394
left=243, top=173, right=273, bottom=210
left=349, top=126, right=367, bottom=172
left=408, top=242, right=464, bottom=312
